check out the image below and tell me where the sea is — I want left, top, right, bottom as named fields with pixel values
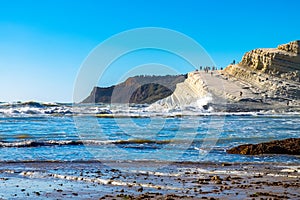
left=0, top=101, right=299, bottom=164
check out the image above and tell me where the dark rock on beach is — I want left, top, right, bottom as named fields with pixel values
left=227, top=138, right=300, bottom=155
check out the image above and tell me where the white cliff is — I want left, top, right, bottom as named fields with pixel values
left=224, top=40, right=300, bottom=104
left=148, top=72, right=212, bottom=111
left=150, top=40, right=300, bottom=112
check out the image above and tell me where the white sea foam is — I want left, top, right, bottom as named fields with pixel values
left=0, top=100, right=298, bottom=118
left=147, top=73, right=213, bottom=112
left=19, top=170, right=181, bottom=190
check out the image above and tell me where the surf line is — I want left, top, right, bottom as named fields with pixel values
left=19, top=171, right=182, bottom=190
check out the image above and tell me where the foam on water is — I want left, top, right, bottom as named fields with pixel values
left=0, top=101, right=299, bottom=118
left=0, top=102, right=299, bottom=163
left=0, top=101, right=112, bottom=117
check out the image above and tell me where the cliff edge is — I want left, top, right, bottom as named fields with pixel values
left=82, top=41, right=300, bottom=112
left=222, top=40, right=300, bottom=110
left=81, top=75, right=186, bottom=104
left=151, top=40, right=300, bottom=112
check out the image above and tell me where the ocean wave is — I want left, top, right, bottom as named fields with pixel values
left=0, top=137, right=266, bottom=148
left=0, top=101, right=299, bottom=118
left=0, top=139, right=175, bottom=148
left=0, top=140, right=84, bottom=147
left=0, top=138, right=214, bottom=148
left=0, top=101, right=112, bottom=117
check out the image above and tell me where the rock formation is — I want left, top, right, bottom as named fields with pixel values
left=82, top=40, right=300, bottom=112
left=227, top=138, right=300, bottom=155
left=149, top=41, right=300, bottom=112
left=81, top=75, right=186, bottom=104
left=224, top=40, right=300, bottom=105
left=237, top=40, right=300, bottom=77
left=148, top=72, right=212, bottom=110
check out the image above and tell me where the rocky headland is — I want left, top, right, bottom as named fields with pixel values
left=151, top=40, right=300, bottom=112
left=221, top=40, right=300, bottom=112
left=83, top=40, right=300, bottom=112
left=82, top=75, right=186, bottom=104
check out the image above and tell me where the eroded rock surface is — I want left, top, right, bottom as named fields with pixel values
left=227, top=138, right=300, bottom=155
left=82, top=75, right=186, bottom=104
left=224, top=40, right=300, bottom=103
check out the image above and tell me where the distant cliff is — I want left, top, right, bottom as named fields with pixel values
left=81, top=75, right=186, bottom=104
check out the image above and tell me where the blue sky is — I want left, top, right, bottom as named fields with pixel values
left=0, top=0, right=299, bottom=102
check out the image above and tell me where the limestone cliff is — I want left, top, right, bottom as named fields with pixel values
left=224, top=40, right=300, bottom=107
left=151, top=40, right=300, bottom=112
left=148, top=72, right=211, bottom=110
left=232, top=40, right=300, bottom=80
left=82, top=41, right=300, bottom=112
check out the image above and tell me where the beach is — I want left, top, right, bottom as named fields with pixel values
left=0, top=102, right=299, bottom=199
left=0, top=161, right=299, bottom=199
left=1, top=1, right=300, bottom=199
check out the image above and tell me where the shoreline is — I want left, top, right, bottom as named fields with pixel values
left=1, top=159, right=300, bottom=165
left=1, top=100, right=300, bottom=118
left=0, top=161, right=299, bottom=199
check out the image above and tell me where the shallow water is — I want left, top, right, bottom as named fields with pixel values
left=0, top=102, right=299, bottom=163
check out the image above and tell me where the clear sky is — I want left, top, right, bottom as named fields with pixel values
left=0, top=0, right=299, bottom=102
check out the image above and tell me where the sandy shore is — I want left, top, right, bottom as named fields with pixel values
left=0, top=161, right=299, bottom=199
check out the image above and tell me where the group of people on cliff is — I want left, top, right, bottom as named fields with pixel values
left=196, top=66, right=224, bottom=76
left=198, top=66, right=222, bottom=72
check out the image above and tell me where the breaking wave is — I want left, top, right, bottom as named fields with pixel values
left=0, top=101, right=112, bottom=117
left=0, top=139, right=175, bottom=148
left=0, top=101, right=297, bottom=118
left=0, top=100, right=213, bottom=118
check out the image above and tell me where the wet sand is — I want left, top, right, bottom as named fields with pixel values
left=0, top=161, right=299, bottom=199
